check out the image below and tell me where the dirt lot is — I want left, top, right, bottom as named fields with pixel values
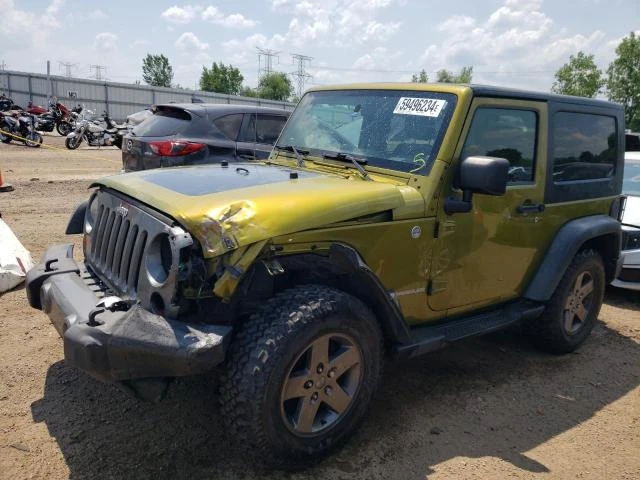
left=0, top=135, right=639, bottom=480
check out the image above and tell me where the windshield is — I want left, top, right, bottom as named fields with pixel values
left=623, top=153, right=640, bottom=196
left=276, top=90, right=457, bottom=175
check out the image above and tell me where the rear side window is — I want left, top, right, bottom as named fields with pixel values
left=132, top=108, right=191, bottom=137
left=214, top=114, right=243, bottom=141
left=552, top=112, right=617, bottom=182
left=461, top=108, right=537, bottom=183
left=256, top=114, right=287, bottom=145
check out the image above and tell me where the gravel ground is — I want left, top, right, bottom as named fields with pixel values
left=0, top=135, right=639, bottom=480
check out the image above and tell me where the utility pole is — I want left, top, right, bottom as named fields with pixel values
left=290, top=53, right=313, bottom=98
left=256, top=47, right=280, bottom=79
left=89, top=64, right=106, bottom=81
left=59, top=61, right=77, bottom=78
left=0, top=60, right=6, bottom=71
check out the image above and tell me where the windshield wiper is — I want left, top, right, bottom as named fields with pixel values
left=322, top=152, right=371, bottom=181
left=275, top=145, right=308, bottom=167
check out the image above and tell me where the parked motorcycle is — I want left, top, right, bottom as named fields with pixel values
left=28, top=98, right=77, bottom=135
left=65, top=111, right=127, bottom=149
left=0, top=110, right=43, bottom=147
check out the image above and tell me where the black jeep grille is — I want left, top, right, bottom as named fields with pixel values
left=84, top=189, right=193, bottom=317
left=88, top=203, right=149, bottom=295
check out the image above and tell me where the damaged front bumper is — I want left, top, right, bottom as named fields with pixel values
left=25, top=244, right=231, bottom=383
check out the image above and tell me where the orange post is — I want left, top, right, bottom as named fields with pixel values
left=0, top=168, right=14, bottom=192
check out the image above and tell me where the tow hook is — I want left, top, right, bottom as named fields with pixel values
left=88, top=296, right=136, bottom=326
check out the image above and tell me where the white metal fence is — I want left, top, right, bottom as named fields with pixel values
left=0, top=70, right=295, bottom=121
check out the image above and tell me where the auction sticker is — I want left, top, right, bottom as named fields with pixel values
left=393, top=97, right=446, bottom=117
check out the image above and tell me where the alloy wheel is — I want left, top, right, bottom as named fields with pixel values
left=563, top=271, right=595, bottom=335
left=280, top=332, right=362, bottom=436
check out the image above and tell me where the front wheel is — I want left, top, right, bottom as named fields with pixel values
left=25, top=131, right=43, bottom=147
left=56, top=121, right=73, bottom=136
left=65, top=136, right=81, bottom=150
left=220, top=285, right=383, bottom=469
left=526, top=249, right=605, bottom=353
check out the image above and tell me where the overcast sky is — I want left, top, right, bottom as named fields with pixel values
left=1, top=0, right=638, bottom=95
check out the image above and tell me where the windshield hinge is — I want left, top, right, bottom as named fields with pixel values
left=427, top=280, right=433, bottom=296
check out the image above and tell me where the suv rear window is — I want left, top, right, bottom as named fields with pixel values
left=552, top=112, right=617, bottom=182
left=132, top=108, right=191, bottom=137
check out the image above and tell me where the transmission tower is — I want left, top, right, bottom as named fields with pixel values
left=59, top=61, right=77, bottom=78
left=290, top=53, right=313, bottom=97
left=0, top=60, right=6, bottom=71
left=90, top=64, right=107, bottom=81
left=256, top=47, right=280, bottom=78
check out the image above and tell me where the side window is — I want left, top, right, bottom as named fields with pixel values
left=238, top=113, right=256, bottom=143
left=461, top=108, right=538, bottom=183
left=553, top=112, right=617, bottom=182
left=213, top=114, right=243, bottom=141
left=256, top=114, right=287, bottom=145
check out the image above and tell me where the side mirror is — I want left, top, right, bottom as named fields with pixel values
left=445, top=156, right=510, bottom=215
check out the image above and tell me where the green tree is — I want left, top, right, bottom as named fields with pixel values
left=551, top=51, right=604, bottom=98
left=607, top=32, right=640, bottom=131
left=142, top=54, right=173, bottom=88
left=411, top=69, right=429, bottom=83
left=436, top=66, right=473, bottom=83
left=257, top=72, right=292, bottom=101
left=200, top=62, right=244, bottom=95
left=239, top=86, right=259, bottom=98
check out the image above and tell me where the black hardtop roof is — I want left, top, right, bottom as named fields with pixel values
left=153, top=103, right=290, bottom=117
left=470, top=84, right=623, bottom=110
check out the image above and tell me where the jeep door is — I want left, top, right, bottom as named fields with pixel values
left=427, top=98, right=553, bottom=314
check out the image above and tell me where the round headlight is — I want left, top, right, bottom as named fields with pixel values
left=146, top=233, right=173, bottom=285
left=85, top=193, right=100, bottom=234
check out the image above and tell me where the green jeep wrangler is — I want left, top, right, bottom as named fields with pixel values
left=26, top=83, right=625, bottom=467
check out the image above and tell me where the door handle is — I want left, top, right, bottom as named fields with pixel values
left=239, top=154, right=256, bottom=160
left=517, top=202, right=545, bottom=214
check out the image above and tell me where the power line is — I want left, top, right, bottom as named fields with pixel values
left=89, top=64, right=107, bottom=81
left=290, top=53, right=313, bottom=98
left=58, top=61, right=77, bottom=78
left=256, top=47, right=280, bottom=78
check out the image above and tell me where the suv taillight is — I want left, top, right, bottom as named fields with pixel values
left=149, top=141, right=205, bottom=156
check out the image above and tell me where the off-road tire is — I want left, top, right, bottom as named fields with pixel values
left=219, top=284, right=383, bottom=469
left=526, top=249, right=605, bottom=353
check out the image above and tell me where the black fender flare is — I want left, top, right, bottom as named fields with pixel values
left=326, top=243, right=413, bottom=344
left=524, top=215, right=621, bottom=302
left=65, top=200, right=87, bottom=234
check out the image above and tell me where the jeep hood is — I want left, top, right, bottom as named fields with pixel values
left=95, top=163, right=411, bottom=257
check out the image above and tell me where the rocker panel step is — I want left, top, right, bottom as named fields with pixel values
left=395, top=301, right=544, bottom=360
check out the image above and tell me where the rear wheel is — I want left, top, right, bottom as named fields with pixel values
left=220, top=284, right=383, bottom=469
left=526, top=249, right=605, bottom=353
left=65, top=136, right=81, bottom=150
left=56, top=121, right=72, bottom=136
